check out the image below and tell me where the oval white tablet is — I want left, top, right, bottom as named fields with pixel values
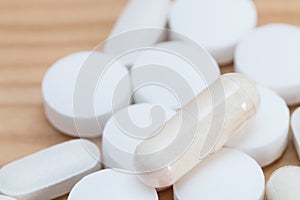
left=131, top=41, right=220, bottom=110
left=174, top=148, right=265, bottom=200
left=226, top=86, right=290, bottom=167
left=42, top=51, right=132, bottom=137
left=291, top=107, right=300, bottom=159
left=267, top=166, right=300, bottom=200
left=0, top=195, right=16, bottom=200
left=169, top=0, right=257, bottom=65
left=69, top=169, right=158, bottom=200
left=0, top=139, right=101, bottom=200
left=235, top=24, right=300, bottom=105
left=103, top=0, right=170, bottom=67
left=102, top=103, right=175, bottom=171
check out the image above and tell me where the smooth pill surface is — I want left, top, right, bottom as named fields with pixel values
left=291, top=107, right=300, bottom=159
left=174, top=148, right=265, bottom=200
left=235, top=23, right=300, bottom=105
left=69, top=169, right=158, bottom=200
left=135, top=74, right=260, bottom=188
left=131, top=41, right=220, bottom=110
left=0, top=139, right=101, bottom=200
left=42, top=51, right=132, bottom=137
left=226, top=85, right=290, bottom=167
left=169, top=0, right=257, bottom=65
left=102, top=103, right=175, bottom=171
left=267, top=166, right=300, bottom=200
left=0, top=195, right=16, bottom=200
left=103, top=0, right=170, bottom=67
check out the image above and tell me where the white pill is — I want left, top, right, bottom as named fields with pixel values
left=169, top=0, right=257, bottom=65
left=69, top=169, right=158, bottom=200
left=104, top=0, right=171, bottom=67
left=0, top=195, right=16, bottom=200
left=226, top=85, right=290, bottom=167
left=131, top=41, right=220, bottom=110
left=42, top=51, right=132, bottom=137
left=266, top=166, right=300, bottom=200
left=135, top=74, right=260, bottom=188
left=292, top=107, right=300, bottom=159
left=174, top=148, right=265, bottom=200
left=235, top=24, right=300, bottom=105
left=102, top=103, right=175, bottom=171
left=0, top=139, right=101, bottom=200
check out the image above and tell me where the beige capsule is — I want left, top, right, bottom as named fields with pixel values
left=134, top=73, right=260, bottom=189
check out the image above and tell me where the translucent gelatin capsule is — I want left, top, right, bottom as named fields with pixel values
left=226, top=85, right=290, bottom=167
left=134, top=73, right=260, bottom=188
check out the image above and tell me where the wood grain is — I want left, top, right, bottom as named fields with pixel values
left=0, top=0, right=299, bottom=199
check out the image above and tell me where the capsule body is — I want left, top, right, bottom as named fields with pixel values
left=134, top=73, right=260, bottom=188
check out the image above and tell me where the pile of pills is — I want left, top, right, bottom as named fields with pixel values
left=1, top=0, right=300, bottom=199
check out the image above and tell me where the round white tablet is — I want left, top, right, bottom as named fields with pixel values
left=267, top=166, right=300, bottom=200
left=169, top=0, right=257, bottom=65
left=291, top=107, right=300, bottom=159
left=235, top=24, right=300, bottom=105
left=0, top=195, right=16, bottom=200
left=131, top=41, right=220, bottom=110
left=42, top=51, right=132, bottom=138
left=102, top=103, right=175, bottom=172
left=226, top=86, right=290, bottom=167
left=68, top=169, right=158, bottom=200
left=174, top=148, right=265, bottom=200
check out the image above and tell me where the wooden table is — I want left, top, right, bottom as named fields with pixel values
left=0, top=0, right=299, bottom=199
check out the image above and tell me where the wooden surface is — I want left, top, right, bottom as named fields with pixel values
left=0, top=0, right=299, bottom=199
